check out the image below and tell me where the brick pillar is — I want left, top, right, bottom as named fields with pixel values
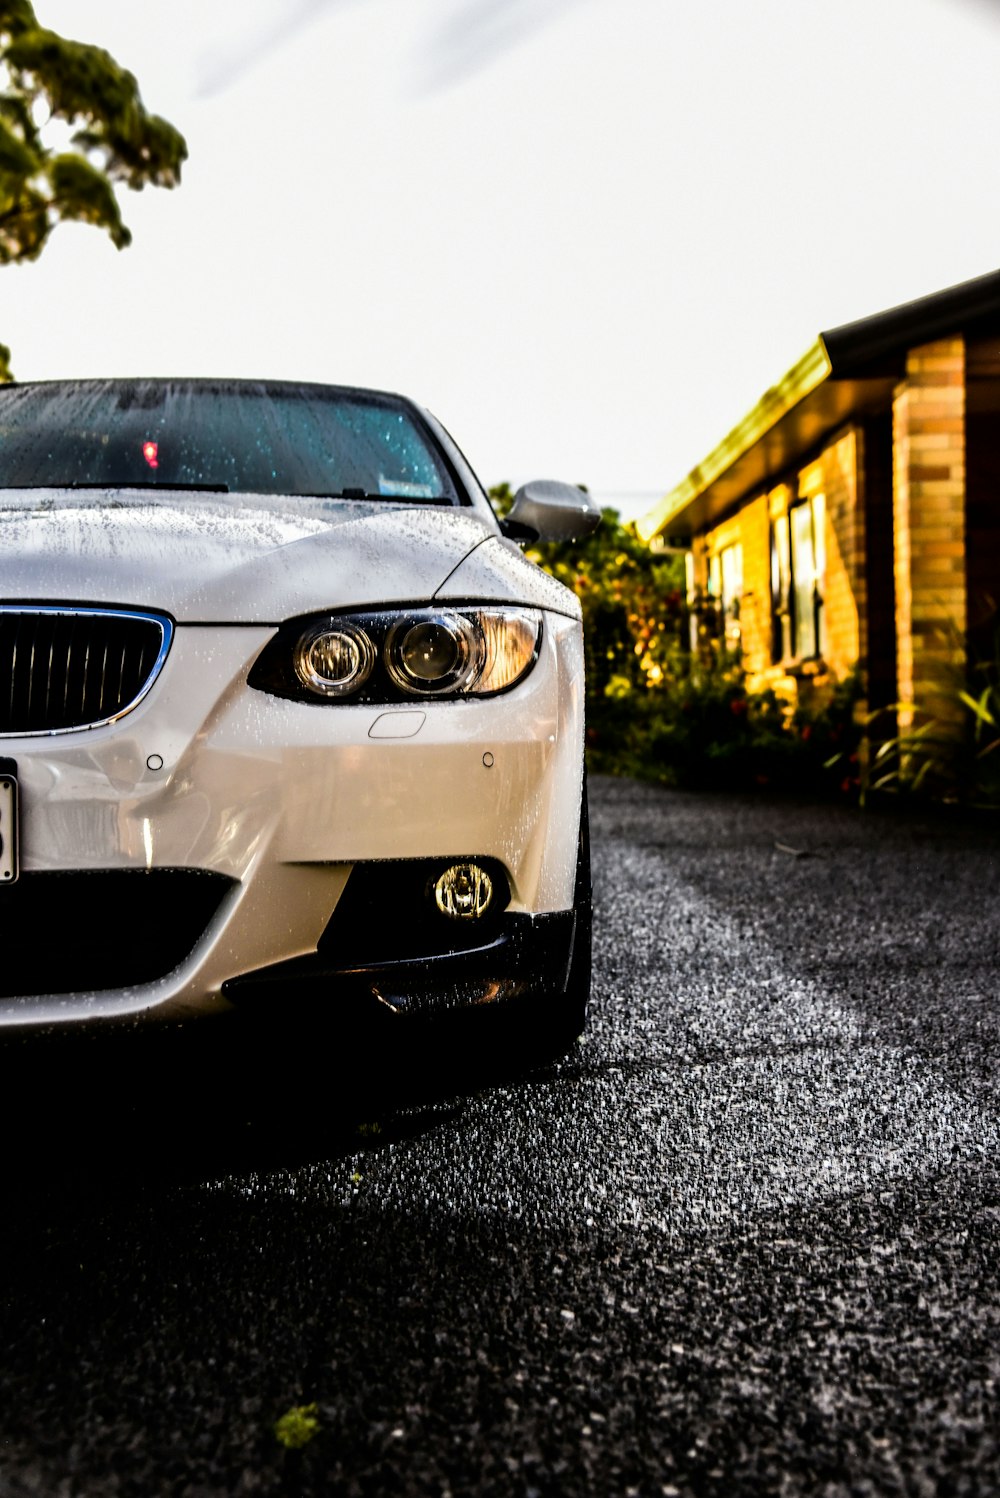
left=892, top=337, right=966, bottom=728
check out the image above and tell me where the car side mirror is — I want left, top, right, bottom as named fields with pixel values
left=500, top=480, right=602, bottom=544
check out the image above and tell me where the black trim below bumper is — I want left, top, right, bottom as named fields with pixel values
left=221, top=910, right=577, bottom=1018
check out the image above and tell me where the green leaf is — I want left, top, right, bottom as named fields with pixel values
left=910, top=757, right=942, bottom=791
left=958, top=687, right=997, bottom=727
left=47, top=150, right=130, bottom=247
left=274, top=1403, right=320, bottom=1450
left=0, top=92, right=40, bottom=154
left=0, top=180, right=49, bottom=263
left=6, top=28, right=142, bottom=127
left=0, top=115, right=39, bottom=180
left=0, top=1, right=38, bottom=39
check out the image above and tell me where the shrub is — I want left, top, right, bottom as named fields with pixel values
left=587, top=647, right=863, bottom=796
left=487, top=485, right=689, bottom=701
left=865, top=610, right=1000, bottom=808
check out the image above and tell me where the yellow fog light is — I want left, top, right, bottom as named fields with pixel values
left=434, top=863, right=494, bottom=920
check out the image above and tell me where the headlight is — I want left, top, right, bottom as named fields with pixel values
left=294, top=620, right=375, bottom=697
left=476, top=609, right=543, bottom=695
left=248, top=606, right=542, bottom=704
left=385, top=613, right=483, bottom=696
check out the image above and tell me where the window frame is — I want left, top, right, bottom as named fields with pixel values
left=770, top=494, right=826, bottom=665
left=708, top=540, right=743, bottom=652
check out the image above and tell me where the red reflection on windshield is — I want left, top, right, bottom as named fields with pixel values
left=142, top=441, right=159, bottom=469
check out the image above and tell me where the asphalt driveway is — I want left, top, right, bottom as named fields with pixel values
left=1, top=774, right=998, bottom=1496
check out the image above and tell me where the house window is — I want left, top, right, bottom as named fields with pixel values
left=771, top=494, right=825, bottom=662
left=771, top=513, right=792, bottom=661
left=708, top=541, right=743, bottom=650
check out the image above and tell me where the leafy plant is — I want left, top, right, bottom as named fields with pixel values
left=589, top=648, right=862, bottom=795
left=488, top=484, right=688, bottom=697
left=864, top=611, right=1000, bottom=807
left=0, top=1, right=187, bottom=375
left=274, top=1402, right=320, bottom=1450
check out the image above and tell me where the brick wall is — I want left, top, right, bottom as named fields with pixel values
left=698, top=430, right=864, bottom=698
left=892, top=337, right=966, bottom=727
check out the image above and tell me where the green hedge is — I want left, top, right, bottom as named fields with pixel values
left=586, top=652, right=863, bottom=796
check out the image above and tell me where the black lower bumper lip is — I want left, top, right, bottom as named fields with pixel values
left=221, top=910, right=577, bottom=1017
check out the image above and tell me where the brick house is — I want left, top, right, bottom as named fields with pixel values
left=638, top=269, right=1000, bottom=729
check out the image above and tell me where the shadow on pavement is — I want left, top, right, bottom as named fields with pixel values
left=0, top=1004, right=572, bottom=1215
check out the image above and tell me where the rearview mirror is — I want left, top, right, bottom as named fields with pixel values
left=501, top=480, right=602, bottom=543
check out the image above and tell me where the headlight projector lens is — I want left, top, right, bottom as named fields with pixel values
left=434, top=862, right=494, bottom=920
left=386, top=613, right=482, bottom=695
left=294, top=620, right=375, bottom=697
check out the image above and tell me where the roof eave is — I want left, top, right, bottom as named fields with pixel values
left=639, top=267, right=1000, bottom=546
left=637, top=338, right=831, bottom=542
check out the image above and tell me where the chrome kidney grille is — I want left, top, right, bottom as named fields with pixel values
left=0, top=607, right=172, bottom=735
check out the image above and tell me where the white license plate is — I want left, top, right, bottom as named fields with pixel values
left=0, top=775, right=18, bottom=883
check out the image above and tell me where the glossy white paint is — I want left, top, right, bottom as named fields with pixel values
left=0, top=493, right=583, bottom=621
left=436, top=534, right=582, bottom=617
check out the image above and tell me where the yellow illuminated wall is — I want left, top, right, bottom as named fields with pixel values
left=697, top=427, right=864, bottom=698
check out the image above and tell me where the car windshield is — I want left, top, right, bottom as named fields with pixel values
left=0, top=379, right=460, bottom=502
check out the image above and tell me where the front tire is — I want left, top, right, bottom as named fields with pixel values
left=545, top=779, right=592, bottom=1049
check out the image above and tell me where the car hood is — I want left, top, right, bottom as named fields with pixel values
left=0, top=492, right=503, bottom=622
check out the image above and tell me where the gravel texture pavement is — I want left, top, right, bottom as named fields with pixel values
left=1, top=774, right=998, bottom=1496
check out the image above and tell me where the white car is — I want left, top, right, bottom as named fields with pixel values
left=0, top=378, right=598, bottom=1057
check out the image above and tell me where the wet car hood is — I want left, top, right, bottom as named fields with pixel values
left=0, top=492, right=508, bottom=622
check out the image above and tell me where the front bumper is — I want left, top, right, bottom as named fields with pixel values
left=0, top=610, right=584, bottom=1032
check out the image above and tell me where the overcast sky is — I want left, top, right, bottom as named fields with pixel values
left=4, top=0, right=1000, bottom=519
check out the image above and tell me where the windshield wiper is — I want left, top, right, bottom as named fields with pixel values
left=317, top=489, right=453, bottom=505
left=0, top=482, right=453, bottom=501
left=65, top=481, right=231, bottom=492
left=0, top=481, right=231, bottom=492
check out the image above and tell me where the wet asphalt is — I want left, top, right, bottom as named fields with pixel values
left=1, top=774, right=999, bottom=1496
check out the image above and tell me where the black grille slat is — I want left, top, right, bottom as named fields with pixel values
left=61, top=617, right=74, bottom=721
left=97, top=634, right=110, bottom=720
left=79, top=633, right=91, bottom=720
left=24, top=628, right=37, bottom=724
left=115, top=635, right=128, bottom=716
left=6, top=616, right=19, bottom=724
left=43, top=624, right=56, bottom=724
left=0, top=609, right=168, bottom=734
